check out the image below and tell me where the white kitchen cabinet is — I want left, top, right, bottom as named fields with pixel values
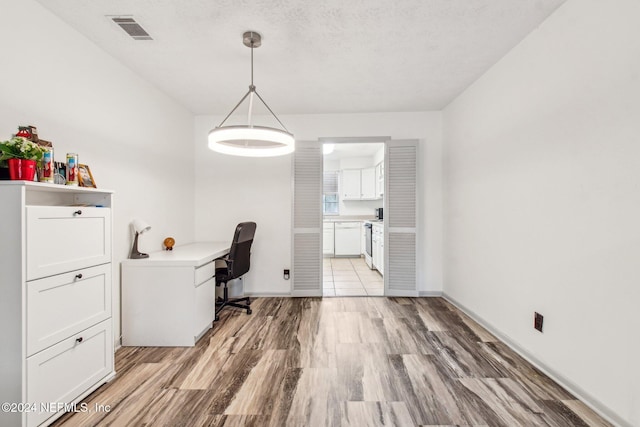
left=323, top=222, right=335, bottom=255
left=0, top=182, right=115, bottom=427
left=378, top=231, right=384, bottom=276
left=375, top=162, right=384, bottom=199
left=341, top=167, right=377, bottom=200
left=361, top=167, right=376, bottom=199
left=341, top=169, right=361, bottom=200
left=334, top=222, right=361, bottom=256
left=372, top=223, right=384, bottom=275
left=372, top=229, right=379, bottom=270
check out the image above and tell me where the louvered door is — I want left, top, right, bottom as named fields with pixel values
left=292, top=141, right=323, bottom=296
left=385, top=140, right=418, bottom=296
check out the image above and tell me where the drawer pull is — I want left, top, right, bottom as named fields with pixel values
left=75, top=273, right=83, bottom=280
left=73, top=210, right=83, bottom=216
left=75, top=337, right=83, bottom=343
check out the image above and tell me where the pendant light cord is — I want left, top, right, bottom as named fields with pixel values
left=247, top=40, right=255, bottom=126
left=251, top=39, right=254, bottom=88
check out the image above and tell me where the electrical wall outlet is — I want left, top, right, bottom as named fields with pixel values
left=534, top=312, right=544, bottom=332
left=283, top=269, right=290, bottom=280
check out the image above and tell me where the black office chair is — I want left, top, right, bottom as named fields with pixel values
left=214, top=222, right=256, bottom=320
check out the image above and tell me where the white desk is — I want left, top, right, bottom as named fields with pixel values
left=121, top=241, right=229, bottom=347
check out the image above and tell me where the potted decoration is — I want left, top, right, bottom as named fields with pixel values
left=0, top=136, right=44, bottom=181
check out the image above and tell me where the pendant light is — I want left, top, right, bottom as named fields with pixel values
left=208, top=31, right=294, bottom=157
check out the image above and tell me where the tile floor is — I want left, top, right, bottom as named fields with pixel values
left=323, top=256, right=384, bottom=296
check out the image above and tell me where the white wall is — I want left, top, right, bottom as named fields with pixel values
left=340, top=199, right=383, bottom=217
left=0, top=0, right=195, bottom=343
left=443, top=0, right=640, bottom=425
left=195, top=112, right=443, bottom=294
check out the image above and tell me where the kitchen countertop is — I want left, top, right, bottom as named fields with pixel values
left=323, top=217, right=375, bottom=222
left=323, top=219, right=384, bottom=227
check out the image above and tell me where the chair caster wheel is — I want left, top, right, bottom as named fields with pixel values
left=247, top=300, right=251, bottom=306
left=247, top=309, right=252, bottom=315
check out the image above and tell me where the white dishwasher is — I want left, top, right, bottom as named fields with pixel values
left=334, top=222, right=362, bottom=256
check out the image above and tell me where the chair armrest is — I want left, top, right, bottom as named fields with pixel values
left=213, top=253, right=233, bottom=274
left=213, top=252, right=230, bottom=262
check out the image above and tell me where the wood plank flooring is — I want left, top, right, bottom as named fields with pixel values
left=52, top=297, right=611, bottom=427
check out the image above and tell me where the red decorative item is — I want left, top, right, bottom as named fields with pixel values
left=15, top=128, right=32, bottom=139
left=7, top=158, right=37, bottom=181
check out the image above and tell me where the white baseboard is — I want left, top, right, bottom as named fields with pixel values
left=246, top=291, right=443, bottom=297
left=245, top=292, right=294, bottom=297
left=419, top=291, right=443, bottom=297
left=442, top=293, right=629, bottom=427
left=289, top=291, right=322, bottom=297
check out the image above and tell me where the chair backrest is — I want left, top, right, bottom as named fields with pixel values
left=227, top=222, right=256, bottom=279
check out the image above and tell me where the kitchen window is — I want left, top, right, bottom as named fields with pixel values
left=323, top=171, right=339, bottom=215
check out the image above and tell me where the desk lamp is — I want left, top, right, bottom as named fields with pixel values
left=130, top=219, right=151, bottom=259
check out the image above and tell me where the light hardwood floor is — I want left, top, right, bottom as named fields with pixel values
left=53, top=297, right=611, bottom=427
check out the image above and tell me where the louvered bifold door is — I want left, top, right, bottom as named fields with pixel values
left=292, top=141, right=322, bottom=296
left=385, top=140, right=419, bottom=296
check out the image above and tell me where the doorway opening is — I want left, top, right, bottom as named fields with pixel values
left=322, top=142, right=385, bottom=297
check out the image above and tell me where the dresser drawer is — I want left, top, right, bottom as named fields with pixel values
left=26, top=206, right=111, bottom=280
left=195, top=259, right=216, bottom=285
left=26, top=319, right=113, bottom=427
left=27, top=264, right=112, bottom=356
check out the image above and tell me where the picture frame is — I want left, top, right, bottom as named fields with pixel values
left=78, top=164, right=97, bottom=188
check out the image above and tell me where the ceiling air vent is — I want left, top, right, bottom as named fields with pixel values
left=112, top=17, right=153, bottom=40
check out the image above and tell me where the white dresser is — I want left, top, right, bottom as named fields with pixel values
left=121, top=242, right=230, bottom=347
left=0, top=182, right=115, bottom=427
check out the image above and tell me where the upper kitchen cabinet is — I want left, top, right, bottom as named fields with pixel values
left=361, top=167, right=376, bottom=199
left=341, top=169, right=361, bottom=199
left=341, top=167, right=377, bottom=200
left=375, top=162, right=384, bottom=199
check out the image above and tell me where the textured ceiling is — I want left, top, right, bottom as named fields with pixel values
left=35, top=0, right=566, bottom=115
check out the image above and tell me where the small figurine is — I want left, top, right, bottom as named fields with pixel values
left=163, top=237, right=175, bottom=251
